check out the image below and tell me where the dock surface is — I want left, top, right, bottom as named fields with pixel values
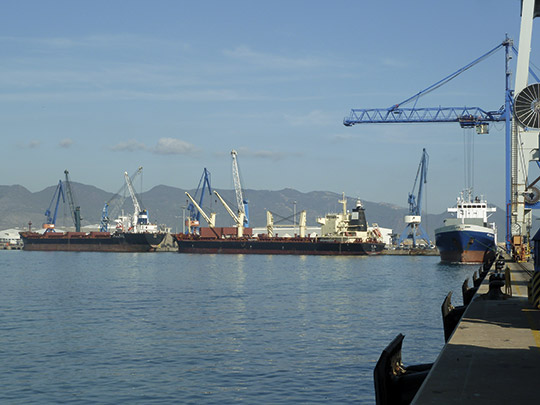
left=412, top=260, right=540, bottom=404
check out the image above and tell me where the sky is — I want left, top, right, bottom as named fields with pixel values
left=0, top=0, right=537, bottom=213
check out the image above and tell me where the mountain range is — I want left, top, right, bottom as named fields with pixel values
left=0, top=183, right=507, bottom=241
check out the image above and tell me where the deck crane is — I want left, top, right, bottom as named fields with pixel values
left=100, top=167, right=142, bottom=232
left=186, top=168, right=212, bottom=234
left=214, top=190, right=245, bottom=237
left=344, top=34, right=517, bottom=249
left=43, top=180, right=65, bottom=232
left=231, top=150, right=249, bottom=227
left=396, top=149, right=431, bottom=248
left=185, top=192, right=216, bottom=229
left=63, top=170, right=81, bottom=232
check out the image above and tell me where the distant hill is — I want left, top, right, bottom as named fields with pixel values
left=0, top=183, right=507, bottom=241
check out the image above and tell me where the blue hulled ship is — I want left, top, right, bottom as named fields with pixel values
left=434, top=191, right=497, bottom=263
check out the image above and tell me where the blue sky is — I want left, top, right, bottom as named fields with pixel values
left=0, top=0, right=535, bottom=213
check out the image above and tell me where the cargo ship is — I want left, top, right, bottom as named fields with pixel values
left=20, top=168, right=166, bottom=252
left=20, top=231, right=165, bottom=252
left=434, top=190, right=497, bottom=263
left=173, top=196, right=385, bottom=256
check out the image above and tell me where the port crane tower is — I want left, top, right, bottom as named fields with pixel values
left=63, top=170, right=81, bottom=232
left=100, top=167, right=142, bottom=232
left=124, top=169, right=156, bottom=233
left=43, top=180, right=65, bottom=231
left=397, top=149, right=431, bottom=248
left=231, top=150, right=249, bottom=227
left=186, top=168, right=212, bottom=234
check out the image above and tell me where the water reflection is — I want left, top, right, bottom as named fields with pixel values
left=1, top=252, right=477, bottom=404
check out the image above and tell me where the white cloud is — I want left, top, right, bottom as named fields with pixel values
left=0, top=34, right=191, bottom=52
left=215, top=147, right=298, bottom=161
left=59, top=138, right=73, bottom=148
left=331, top=133, right=355, bottom=142
left=110, top=139, right=147, bottom=152
left=18, top=140, right=40, bottom=149
left=154, top=138, right=197, bottom=155
left=223, top=45, right=324, bottom=69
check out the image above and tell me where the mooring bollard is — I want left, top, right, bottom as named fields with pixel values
left=486, top=272, right=506, bottom=300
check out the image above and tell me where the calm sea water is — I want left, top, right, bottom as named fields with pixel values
left=0, top=251, right=475, bottom=404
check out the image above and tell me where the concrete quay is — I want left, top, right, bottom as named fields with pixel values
left=412, top=259, right=540, bottom=404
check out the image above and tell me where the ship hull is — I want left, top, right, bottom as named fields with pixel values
left=434, top=224, right=496, bottom=263
left=19, top=232, right=165, bottom=252
left=173, top=236, right=385, bottom=256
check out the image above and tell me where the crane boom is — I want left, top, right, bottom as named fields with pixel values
left=214, top=190, right=244, bottom=237
left=125, top=170, right=142, bottom=216
left=185, top=192, right=216, bottom=227
left=43, top=180, right=65, bottom=231
left=64, top=170, right=81, bottom=232
left=214, top=191, right=243, bottom=225
left=412, top=149, right=429, bottom=216
left=231, top=150, right=249, bottom=226
left=344, top=38, right=511, bottom=130
left=100, top=167, right=142, bottom=232
left=344, top=106, right=506, bottom=127
left=186, top=168, right=212, bottom=233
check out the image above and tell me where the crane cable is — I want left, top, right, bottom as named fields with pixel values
left=392, top=43, right=504, bottom=110
left=463, top=128, right=475, bottom=194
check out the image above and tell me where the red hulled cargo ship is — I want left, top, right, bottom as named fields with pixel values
left=173, top=197, right=385, bottom=256
left=19, top=231, right=165, bottom=252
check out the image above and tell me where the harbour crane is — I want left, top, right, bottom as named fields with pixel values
left=100, top=167, right=142, bottom=232
left=214, top=190, right=245, bottom=237
left=231, top=150, right=249, bottom=227
left=185, top=192, right=216, bottom=229
left=124, top=170, right=144, bottom=232
left=63, top=170, right=81, bottom=232
left=123, top=168, right=157, bottom=233
left=343, top=37, right=512, bottom=130
left=186, top=168, right=212, bottom=234
left=43, top=180, right=65, bottom=232
left=396, top=149, right=431, bottom=248
left=344, top=35, right=517, bottom=249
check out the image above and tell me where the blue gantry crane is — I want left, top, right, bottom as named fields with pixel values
left=43, top=180, right=65, bottom=232
left=397, top=149, right=431, bottom=248
left=344, top=36, right=517, bottom=247
left=186, top=168, right=212, bottom=234
left=344, top=37, right=513, bottom=130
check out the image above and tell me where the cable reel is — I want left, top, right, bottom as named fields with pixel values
left=524, top=185, right=540, bottom=204
left=514, top=83, right=540, bottom=129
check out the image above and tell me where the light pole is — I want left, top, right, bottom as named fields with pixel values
left=293, top=201, right=297, bottom=234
